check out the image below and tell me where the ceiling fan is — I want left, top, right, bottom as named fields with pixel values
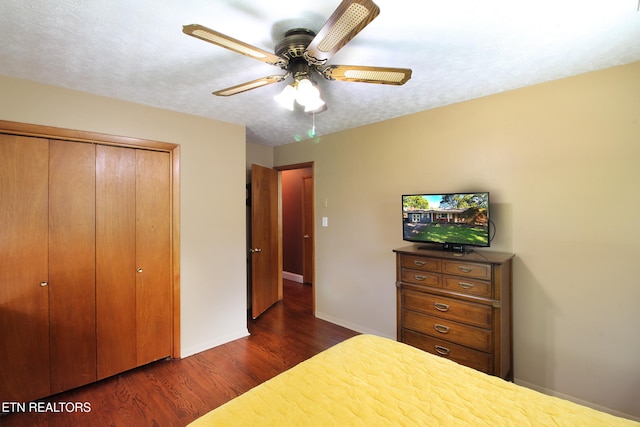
left=183, top=0, right=412, bottom=113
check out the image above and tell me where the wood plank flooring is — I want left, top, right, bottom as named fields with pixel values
left=1, top=280, right=359, bottom=427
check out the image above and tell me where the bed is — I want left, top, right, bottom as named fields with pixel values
left=188, top=334, right=638, bottom=426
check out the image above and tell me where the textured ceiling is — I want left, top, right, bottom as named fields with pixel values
left=0, top=0, right=639, bottom=146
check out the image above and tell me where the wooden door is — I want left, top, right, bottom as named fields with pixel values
left=96, top=146, right=172, bottom=373
left=302, top=175, right=314, bottom=285
left=250, top=164, right=281, bottom=319
left=96, top=145, right=137, bottom=379
left=135, top=149, right=172, bottom=365
left=48, top=140, right=97, bottom=394
left=0, top=135, right=50, bottom=402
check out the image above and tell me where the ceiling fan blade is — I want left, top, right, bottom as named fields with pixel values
left=213, top=75, right=287, bottom=97
left=321, top=65, right=412, bottom=85
left=183, top=24, right=285, bottom=67
left=304, top=0, right=380, bottom=65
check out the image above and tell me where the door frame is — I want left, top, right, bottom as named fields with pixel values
left=275, top=162, right=315, bottom=312
left=0, top=119, right=181, bottom=359
left=301, top=174, right=314, bottom=285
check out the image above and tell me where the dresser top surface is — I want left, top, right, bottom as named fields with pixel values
left=393, top=245, right=514, bottom=264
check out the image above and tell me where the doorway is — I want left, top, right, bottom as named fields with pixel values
left=278, top=163, right=315, bottom=308
left=248, top=162, right=315, bottom=319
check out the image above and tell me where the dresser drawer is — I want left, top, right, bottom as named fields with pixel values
left=402, top=329, right=492, bottom=374
left=402, top=290, right=492, bottom=328
left=443, top=276, right=492, bottom=298
left=402, top=309, right=492, bottom=352
left=400, top=268, right=441, bottom=287
left=443, top=260, right=491, bottom=280
left=400, top=255, right=441, bottom=272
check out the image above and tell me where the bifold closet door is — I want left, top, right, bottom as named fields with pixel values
left=0, top=135, right=50, bottom=402
left=96, top=146, right=171, bottom=375
left=48, top=140, right=97, bottom=394
left=135, top=149, right=171, bottom=366
left=96, top=145, right=137, bottom=379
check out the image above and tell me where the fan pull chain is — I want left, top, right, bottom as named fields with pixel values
left=309, top=111, right=317, bottom=138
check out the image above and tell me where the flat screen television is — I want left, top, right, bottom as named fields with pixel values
left=402, top=192, right=490, bottom=252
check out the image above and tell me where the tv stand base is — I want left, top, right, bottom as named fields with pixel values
left=415, top=243, right=473, bottom=253
left=444, top=243, right=471, bottom=253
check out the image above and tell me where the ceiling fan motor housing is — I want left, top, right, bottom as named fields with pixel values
left=275, top=29, right=320, bottom=80
left=275, top=28, right=316, bottom=62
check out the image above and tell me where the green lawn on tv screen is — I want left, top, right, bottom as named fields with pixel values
left=410, top=223, right=488, bottom=246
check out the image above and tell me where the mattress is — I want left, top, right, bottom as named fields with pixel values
left=188, top=334, right=638, bottom=426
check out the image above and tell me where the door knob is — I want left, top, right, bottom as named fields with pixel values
left=137, top=268, right=143, bottom=273
left=303, top=234, right=310, bottom=239
left=40, top=281, right=48, bottom=287
left=249, top=248, right=262, bottom=253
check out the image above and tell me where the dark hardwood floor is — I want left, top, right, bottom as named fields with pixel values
left=1, top=280, right=359, bottom=427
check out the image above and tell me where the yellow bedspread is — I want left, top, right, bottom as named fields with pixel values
left=189, top=334, right=638, bottom=426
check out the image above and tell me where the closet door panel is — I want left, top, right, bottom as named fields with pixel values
left=48, top=140, right=97, bottom=393
left=0, top=135, right=50, bottom=402
left=135, top=150, right=172, bottom=365
left=96, top=145, right=137, bottom=379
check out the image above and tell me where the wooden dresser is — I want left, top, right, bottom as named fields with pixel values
left=394, top=245, right=514, bottom=380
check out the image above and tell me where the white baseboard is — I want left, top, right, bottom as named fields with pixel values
left=180, top=328, right=249, bottom=358
left=282, top=271, right=303, bottom=283
left=514, top=379, right=639, bottom=422
left=314, top=311, right=394, bottom=340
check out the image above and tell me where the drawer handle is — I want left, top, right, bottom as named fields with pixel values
left=458, top=266, right=473, bottom=273
left=458, top=282, right=475, bottom=289
left=435, top=345, right=451, bottom=356
left=413, top=260, right=426, bottom=266
left=434, top=324, right=450, bottom=334
left=414, top=275, right=427, bottom=281
left=434, top=302, right=450, bottom=312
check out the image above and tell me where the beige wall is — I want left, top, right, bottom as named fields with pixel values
left=0, top=75, right=249, bottom=358
left=246, top=141, right=274, bottom=177
left=274, top=62, right=640, bottom=419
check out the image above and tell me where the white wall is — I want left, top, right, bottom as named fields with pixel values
left=0, top=75, right=249, bottom=358
left=274, top=62, right=640, bottom=420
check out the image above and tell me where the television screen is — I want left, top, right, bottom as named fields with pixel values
left=402, top=192, right=490, bottom=249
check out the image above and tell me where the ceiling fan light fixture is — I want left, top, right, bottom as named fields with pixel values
left=303, top=97, right=326, bottom=113
left=295, top=78, right=319, bottom=105
left=274, top=84, right=296, bottom=111
left=184, top=1, right=410, bottom=112
left=274, top=77, right=325, bottom=112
